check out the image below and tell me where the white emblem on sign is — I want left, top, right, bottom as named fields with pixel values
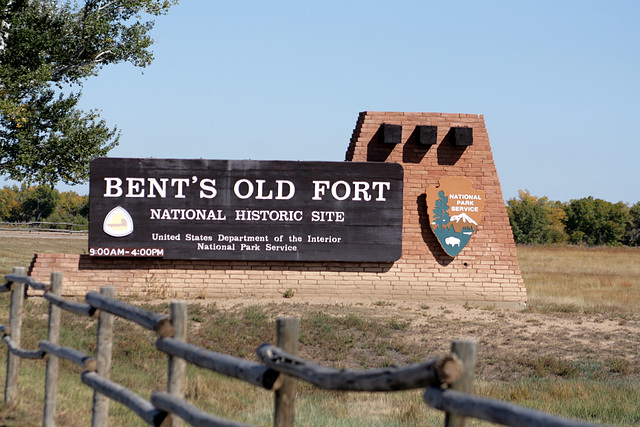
left=103, top=206, right=134, bottom=237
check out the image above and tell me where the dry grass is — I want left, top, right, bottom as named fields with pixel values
left=516, top=245, right=640, bottom=314
left=0, top=298, right=635, bottom=426
left=0, top=233, right=87, bottom=275
left=0, top=235, right=639, bottom=425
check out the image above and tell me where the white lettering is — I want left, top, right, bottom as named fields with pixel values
left=276, top=180, right=295, bottom=200
left=149, top=209, right=226, bottom=220
left=372, top=182, right=391, bottom=201
left=234, top=209, right=304, bottom=222
left=199, top=179, right=217, bottom=199
left=311, top=211, right=345, bottom=222
left=312, top=181, right=330, bottom=200
left=306, top=235, right=342, bottom=243
left=218, top=234, right=269, bottom=243
left=352, top=181, right=371, bottom=201
left=331, top=181, right=351, bottom=201
left=125, top=178, right=145, bottom=197
left=234, top=179, right=253, bottom=199
left=147, top=178, right=168, bottom=198
left=312, top=180, right=391, bottom=201
left=450, top=206, right=479, bottom=212
left=104, top=178, right=123, bottom=197
left=265, top=244, right=298, bottom=252
left=255, top=180, right=273, bottom=200
left=171, top=178, right=190, bottom=198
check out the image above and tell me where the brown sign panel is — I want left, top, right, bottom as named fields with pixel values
left=426, top=177, right=485, bottom=257
left=89, top=158, right=404, bottom=262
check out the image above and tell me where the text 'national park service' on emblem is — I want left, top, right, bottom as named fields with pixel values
left=426, top=177, right=485, bottom=257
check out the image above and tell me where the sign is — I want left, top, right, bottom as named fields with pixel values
left=426, top=177, right=485, bottom=257
left=89, top=158, right=404, bottom=262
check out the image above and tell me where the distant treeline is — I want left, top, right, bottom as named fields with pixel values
left=0, top=184, right=88, bottom=229
left=507, top=190, right=640, bottom=246
left=1, top=185, right=639, bottom=246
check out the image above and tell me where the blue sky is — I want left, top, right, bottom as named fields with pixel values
left=27, top=1, right=640, bottom=204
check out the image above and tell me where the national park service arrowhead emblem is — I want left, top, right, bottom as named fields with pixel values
left=426, top=177, right=485, bottom=257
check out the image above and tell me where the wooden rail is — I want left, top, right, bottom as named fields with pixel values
left=424, top=387, right=600, bottom=427
left=257, top=344, right=461, bottom=391
left=0, top=268, right=604, bottom=426
left=156, top=338, right=281, bottom=390
left=0, top=221, right=88, bottom=233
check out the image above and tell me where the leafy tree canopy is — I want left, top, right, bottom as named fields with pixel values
left=0, top=0, right=177, bottom=185
left=625, top=202, right=640, bottom=246
left=562, top=197, right=629, bottom=246
left=507, top=191, right=639, bottom=246
left=506, top=190, right=567, bottom=245
left=0, top=183, right=87, bottom=227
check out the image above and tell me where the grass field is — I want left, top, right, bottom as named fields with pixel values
left=0, top=233, right=87, bottom=276
left=0, top=236, right=638, bottom=426
left=520, top=245, right=640, bottom=314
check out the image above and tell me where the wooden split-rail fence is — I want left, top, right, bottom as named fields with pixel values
left=0, top=267, right=603, bottom=427
left=0, top=221, right=88, bottom=234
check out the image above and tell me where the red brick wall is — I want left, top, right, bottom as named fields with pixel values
left=29, top=111, right=526, bottom=308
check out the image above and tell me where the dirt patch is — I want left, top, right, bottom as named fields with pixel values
left=198, top=297, right=640, bottom=381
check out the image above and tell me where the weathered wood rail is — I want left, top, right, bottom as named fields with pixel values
left=0, top=267, right=604, bottom=426
left=0, top=221, right=88, bottom=233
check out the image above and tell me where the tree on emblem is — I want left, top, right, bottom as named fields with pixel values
left=432, top=190, right=450, bottom=228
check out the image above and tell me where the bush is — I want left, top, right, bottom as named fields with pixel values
left=626, top=202, right=640, bottom=246
left=563, top=197, right=629, bottom=246
left=0, top=184, right=88, bottom=226
left=507, top=191, right=637, bottom=247
left=507, top=190, right=567, bottom=244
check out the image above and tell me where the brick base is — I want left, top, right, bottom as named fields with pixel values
left=29, top=111, right=527, bottom=309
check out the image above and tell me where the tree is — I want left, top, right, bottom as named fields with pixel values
left=46, top=189, right=89, bottom=228
left=0, top=184, right=20, bottom=220
left=563, top=197, right=629, bottom=246
left=0, top=0, right=177, bottom=185
left=506, top=190, right=567, bottom=244
left=0, top=184, right=89, bottom=229
left=626, top=202, right=640, bottom=246
left=56, top=190, right=89, bottom=219
left=20, top=184, right=59, bottom=221
left=432, top=191, right=450, bottom=228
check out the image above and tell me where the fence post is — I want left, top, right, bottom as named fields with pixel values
left=273, top=317, right=300, bottom=427
left=91, top=286, right=115, bottom=427
left=444, top=340, right=477, bottom=427
left=167, top=300, right=187, bottom=427
left=43, top=272, right=63, bottom=427
left=4, top=266, right=27, bottom=404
